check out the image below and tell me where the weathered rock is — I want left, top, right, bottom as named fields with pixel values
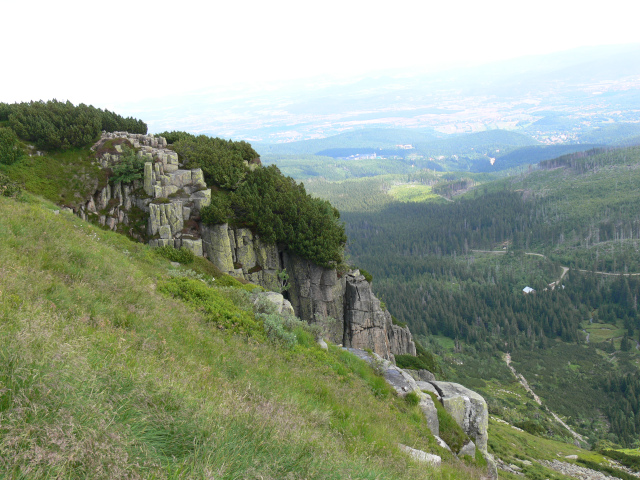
left=434, top=435, right=452, bottom=452
left=86, top=196, right=96, bottom=213
left=234, top=228, right=256, bottom=272
left=344, top=348, right=443, bottom=437
left=540, top=459, right=611, bottom=480
left=343, top=272, right=393, bottom=359
left=389, top=323, right=417, bottom=356
left=159, top=225, right=172, bottom=239
left=429, top=381, right=489, bottom=454
left=191, top=168, right=206, bottom=188
left=282, top=299, right=294, bottom=316
left=201, top=223, right=235, bottom=273
left=458, top=440, right=476, bottom=458
left=343, top=271, right=416, bottom=360
left=398, top=444, right=441, bottom=468
left=419, top=394, right=440, bottom=437
left=407, top=369, right=437, bottom=383
left=254, top=291, right=293, bottom=315
left=416, top=381, right=440, bottom=398
left=190, top=189, right=211, bottom=214
left=182, top=239, right=203, bottom=257
left=283, top=252, right=345, bottom=344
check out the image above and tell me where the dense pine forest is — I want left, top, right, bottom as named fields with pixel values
left=308, top=145, right=640, bottom=447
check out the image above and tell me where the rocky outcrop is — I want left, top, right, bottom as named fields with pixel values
left=343, top=348, right=496, bottom=477
left=345, top=348, right=440, bottom=436
left=282, top=252, right=346, bottom=345
left=429, top=381, right=489, bottom=454
left=343, top=270, right=416, bottom=360
left=201, top=223, right=282, bottom=292
left=80, top=132, right=210, bottom=257
left=83, top=131, right=417, bottom=361
left=200, top=224, right=416, bottom=359
left=539, top=459, right=617, bottom=480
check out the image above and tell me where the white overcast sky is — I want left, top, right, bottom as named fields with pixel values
left=3, top=0, right=640, bottom=108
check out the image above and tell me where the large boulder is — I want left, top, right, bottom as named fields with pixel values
left=254, top=291, right=294, bottom=316
left=345, top=348, right=440, bottom=437
left=428, top=381, right=488, bottom=454
left=399, top=444, right=441, bottom=467
left=407, top=369, right=437, bottom=383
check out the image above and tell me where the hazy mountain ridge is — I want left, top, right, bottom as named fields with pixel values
left=119, top=44, right=640, bottom=146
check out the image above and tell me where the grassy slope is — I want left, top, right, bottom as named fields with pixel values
left=0, top=147, right=105, bottom=208
left=0, top=193, right=489, bottom=479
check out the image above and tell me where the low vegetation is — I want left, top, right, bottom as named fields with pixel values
left=0, top=193, right=486, bottom=479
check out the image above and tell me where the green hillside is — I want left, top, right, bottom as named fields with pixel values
left=310, top=145, right=640, bottom=450
left=0, top=193, right=486, bottom=479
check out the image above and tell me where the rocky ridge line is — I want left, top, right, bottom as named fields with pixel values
left=79, top=132, right=415, bottom=361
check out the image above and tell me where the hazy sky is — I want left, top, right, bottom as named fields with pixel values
left=4, top=0, right=640, bottom=108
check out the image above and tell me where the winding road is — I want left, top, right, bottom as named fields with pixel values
left=470, top=250, right=640, bottom=279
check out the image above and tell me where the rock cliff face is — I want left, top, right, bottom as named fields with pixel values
left=201, top=223, right=416, bottom=360
left=344, top=271, right=417, bottom=358
left=281, top=251, right=346, bottom=345
left=80, top=132, right=416, bottom=361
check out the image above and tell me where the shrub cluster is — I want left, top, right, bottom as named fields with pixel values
left=0, top=100, right=147, bottom=150
left=155, top=246, right=195, bottom=264
left=169, top=133, right=258, bottom=189
left=109, top=147, right=146, bottom=184
left=0, top=172, right=21, bottom=198
left=200, top=191, right=233, bottom=225
left=0, top=127, right=24, bottom=165
left=158, top=277, right=262, bottom=337
left=395, top=343, right=444, bottom=378
left=224, top=165, right=346, bottom=268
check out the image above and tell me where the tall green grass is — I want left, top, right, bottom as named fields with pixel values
left=0, top=194, right=484, bottom=479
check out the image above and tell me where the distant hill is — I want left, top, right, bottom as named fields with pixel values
left=414, top=130, right=539, bottom=157
left=473, top=143, right=604, bottom=172
left=253, top=128, right=441, bottom=156
left=577, top=123, right=640, bottom=145
left=256, top=129, right=537, bottom=158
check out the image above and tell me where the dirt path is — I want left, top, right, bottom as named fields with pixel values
left=471, top=249, right=640, bottom=278
left=504, top=353, right=585, bottom=443
left=576, top=268, right=640, bottom=276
